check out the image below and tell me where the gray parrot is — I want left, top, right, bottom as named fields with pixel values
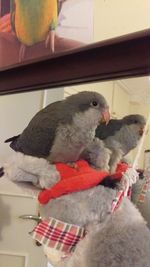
left=95, top=114, right=146, bottom=174
left=1, top=91, right=110, bottom=188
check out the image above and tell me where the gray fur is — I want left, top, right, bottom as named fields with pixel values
left=3, top=91, right=110, bottom=188
left=39, top=185, right=150, bottom=267
left=96, top=114, right=146, bottom=173
left=4, top=152, right=60, bottom=189
left=96, top=119, right=123, bottom=140
left=132, top=178, right=150, bottom=229
left=48, top=109, right=99, bottom=163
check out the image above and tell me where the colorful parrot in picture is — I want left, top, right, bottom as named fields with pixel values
left=10, top=0, right=58, bottom=61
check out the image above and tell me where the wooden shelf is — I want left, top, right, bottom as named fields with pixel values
left=1, top=29, right=150, bottom=95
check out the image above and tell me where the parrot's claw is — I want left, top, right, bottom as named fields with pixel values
left=67, top=162, right=79, bottom=170
left=109, top=165, right=117, bottom=175
left=19, top=44, right=26, bottom=63
left=83, top=138, right=111, bottom=172
left=45, top=30, right=55, bottom=53
left=97, top=160, right=110, bottom=172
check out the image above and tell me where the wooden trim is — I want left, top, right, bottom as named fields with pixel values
left=1, top=29, right=150, bottom=95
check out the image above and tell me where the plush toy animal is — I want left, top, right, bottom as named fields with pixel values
left=2, top=137, right=149, bottom=267
left=37, top=182, right=150, bottom=267
left=16, top=159, right=148, bottom=267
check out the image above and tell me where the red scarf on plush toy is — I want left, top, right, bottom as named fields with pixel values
left=38, top=160, right=128, bottom=204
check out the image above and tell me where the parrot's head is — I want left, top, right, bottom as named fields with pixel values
left=65, top=91, right=110, bottom=128
left=123, top=114, right=146, bottom=137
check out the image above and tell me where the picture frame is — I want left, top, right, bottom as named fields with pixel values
left=0, top=0, right=94, bottom=90
left=0, top=28, right=150, bottom=95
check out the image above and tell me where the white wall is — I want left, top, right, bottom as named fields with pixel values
left=0, top=88, right=64, bottom=197
left=65, top=81, right=130, bottom=118
left=42, top=88, right=64, bottom=107
left=94, top=0, right=150, bottom=42
left=0, top=91, right=43, bottom=165
left=57, top=0, right=93, bottom=43
left=0, top=88, right=64, bottom=165
left=65, top=82, right=114, bottom=113
left=112, top=82, right=130, bottom=118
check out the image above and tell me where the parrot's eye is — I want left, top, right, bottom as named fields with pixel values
left=91, top=101, right=98, bottom=107
left=134, top=120, right=138, bottom=124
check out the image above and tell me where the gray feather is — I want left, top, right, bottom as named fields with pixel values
left=6, top=91, right=108, bottom=161
left=96, top=114, right=146, bottom=141
left=96, top=114, right=146, bottom=153
left=96, top=119, right=123, bottom=139
left=96, top=114, right=146, bottom=173
left=122, top=114, right=146, bottom=126
left=8, top=101, right=63, bottom=157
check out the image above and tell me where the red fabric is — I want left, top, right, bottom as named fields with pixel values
left=110, top=162, right=128, bottom=180
left=38, top=160, right=128, bottom=205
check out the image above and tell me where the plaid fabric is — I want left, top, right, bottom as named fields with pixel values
left=110, top=168, right=139, bottom=213
left=30, top=217, right=85, bottom=252
left=137, top=175, right=150, bottom=203
left=110, top=189, right=124, bottom=213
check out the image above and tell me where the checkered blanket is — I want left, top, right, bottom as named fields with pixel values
left=30, top=217, right=86, bottom=252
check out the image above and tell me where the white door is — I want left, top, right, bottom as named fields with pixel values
left=0, top=89, right=64, bottom=267
left=0, top=178, right=47, bottom=267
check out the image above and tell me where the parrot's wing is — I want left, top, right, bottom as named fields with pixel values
left=7, top=101, right=63, bottom=158
left=96, top=119, right=123, bottom=140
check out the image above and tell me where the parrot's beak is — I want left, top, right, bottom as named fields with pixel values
left=101, top=108, right=110, bottom=125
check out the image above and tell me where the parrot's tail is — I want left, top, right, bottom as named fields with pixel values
left=5, top=134, right=20, bottom=143
left=0, top=167, right=4, bottom=177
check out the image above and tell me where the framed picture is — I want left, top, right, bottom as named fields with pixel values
left=0, top=0, right=94, bottom=70
left=0, top=1, right=150, bottom=95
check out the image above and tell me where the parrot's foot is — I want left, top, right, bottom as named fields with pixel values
left=67, top=162, right=79, bottom=170
left=97, top=159, right=110, bottom=172
left=109, top=165, right=117, bottom=175
left=83, top=138, right=111, bottom=172
left=19, top=44, right=26, bottom=63
left=109, top=148, right=124, bottom=174
left=45, top=30, right=55, bottom=53
left=37, top=167, right=60, bottom=189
